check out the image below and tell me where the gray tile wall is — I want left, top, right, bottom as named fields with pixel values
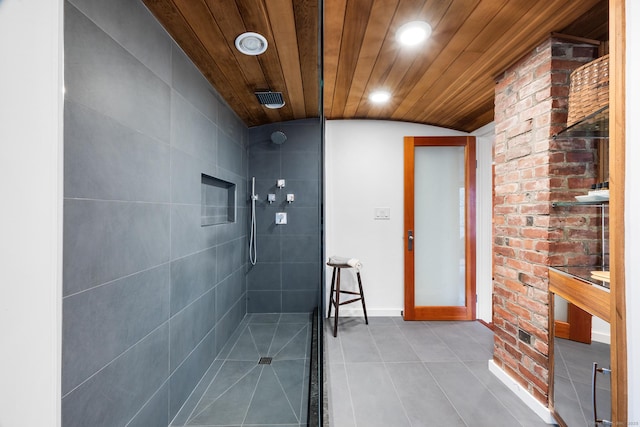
left=247, top=120, right=322, bottom=313
left=62, top=0, right=248, bottom=425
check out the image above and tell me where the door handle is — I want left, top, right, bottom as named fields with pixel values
left=592, top=362, right=612, bottom=426
left=408, top=230, right=414, bottom=251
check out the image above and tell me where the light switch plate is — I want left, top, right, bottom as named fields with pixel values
left=374, top=207, right=390, bottom=220
left=275, top=212, right=287, bottom=224
left=277, top=179, right=286, bottom=188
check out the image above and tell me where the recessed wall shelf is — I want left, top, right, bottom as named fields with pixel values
left=201, top=174, right=236, bottom=226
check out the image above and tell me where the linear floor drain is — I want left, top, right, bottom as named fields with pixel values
left=258, top=357, right=272, bottom=365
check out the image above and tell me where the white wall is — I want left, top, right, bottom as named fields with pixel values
left=472, top=122, right=495, bottom=323
left=625, top=0, right=640, bottom=422
left=325, top=120, right=493, bottom=319
left=0, top=1, right=64, bottom=426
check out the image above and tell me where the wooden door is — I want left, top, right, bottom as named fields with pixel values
left=403, top=136, right=476, bottom=320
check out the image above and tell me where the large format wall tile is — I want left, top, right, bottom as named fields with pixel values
left=282, top=262, right=319, bottom=290
left=171, top=91, right=218, bottom=163
left=62, top=324, right=169, bottom=427
left=215, top=299, right=247, bottom=354
left=64, top=3, right=249, bottom=425
left=248, top=290, right=282, bottom=313
left=63, top=199, right=170, bottom=296
left=65, top=4, right=171, bottom=144
left=282, top=235, right=320, bottom=263
left=216, top=238, right=244, bottom=282
left=281, top=151, right=320, bottom=180
left=170, top=147, right=214, bottom=205
left=67, top=0, right=172, bottom=84
left=62, top=264, right=170, bottom=394
left=246, top=120, right=321, bottom=313
left=170, top=247, right=217, bottom=316
left=169, top=329, right=217, bottom=420
left=216, top=268, right=246, bottom=321
left=170, top=204, right=219, bottom=260
left=280, top=207, right=320, bottom=235
left=169, top=288, right=217, bottom=372
left=126, top=383, right=169, bottom=427
left=248, top=263, right=281, bottom=291
left=171, top=46, right=219, bottom=124
left=64, top=101, right=170, bottom=202
left=218, top=131, right=244, bottom=176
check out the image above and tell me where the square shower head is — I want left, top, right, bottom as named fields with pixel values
left=254, top=91, right=284, bottom=106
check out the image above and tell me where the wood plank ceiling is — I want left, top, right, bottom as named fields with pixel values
left=143, top=0, right=608, bottom=132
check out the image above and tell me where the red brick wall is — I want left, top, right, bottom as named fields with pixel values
left=493, top=38, right=598, bottom=404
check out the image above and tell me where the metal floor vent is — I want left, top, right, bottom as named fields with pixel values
left=254, top=91, right=284, bottom=105
left=258, top=357, right=272, bottom=365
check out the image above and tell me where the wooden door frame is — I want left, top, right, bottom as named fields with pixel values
left=609, top=0, right=627, bottom=421
left=403, top=136, right=476, bottom=320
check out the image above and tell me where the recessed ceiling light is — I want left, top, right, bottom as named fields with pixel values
left=369, top=90, right=391, bottom=104
left=396, top=21, right=432, bottom=46
left=235, top=32, right=268, bottom=55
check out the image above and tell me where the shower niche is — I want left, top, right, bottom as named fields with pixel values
left=201, top=173, right=236, bottom=226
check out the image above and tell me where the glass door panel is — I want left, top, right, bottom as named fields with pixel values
left=414, top=146, right=466, bottom=306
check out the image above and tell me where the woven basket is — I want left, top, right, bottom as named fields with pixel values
left=567, top=54, right=609, bottom=127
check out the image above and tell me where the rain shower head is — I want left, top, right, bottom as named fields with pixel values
left=255, top=91, right=285, bottom=109
left=270, top=131, right=287, bottom=145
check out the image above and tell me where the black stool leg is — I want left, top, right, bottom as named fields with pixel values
left=333, top=268, right=341, bottom=337
left=327, top=267, right=336, bottom=320
left=356, top=271, right=368, bottom=325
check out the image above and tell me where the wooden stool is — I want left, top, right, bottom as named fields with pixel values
left=327, top=258, right=368, bottom=337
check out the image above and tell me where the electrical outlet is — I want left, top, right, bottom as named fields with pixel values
left=518, top=329, right=531, bottom=344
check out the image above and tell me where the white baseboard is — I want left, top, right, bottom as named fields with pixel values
left=592, top=330, right=611, bottom=344
left=328, top=307, right=403, bottom=317
left=488, top=360, right=557, bottom=424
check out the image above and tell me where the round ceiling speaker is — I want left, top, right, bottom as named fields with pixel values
left=235, top=32, right=268, bottom=56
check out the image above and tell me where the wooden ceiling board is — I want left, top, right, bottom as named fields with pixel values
left=330, top=0, right=374, bottom=118
left=355, top=1, right=460, bottom=118
left=340, top=0, right=401, bottom=118
left=233, top=0, right=296, bottom=123
left=379, top=0, right=484, bottom=121
left=144, top=0, right=608, bottom=132
left=351, top=0, right=451, bottom=119
left=294, top=0, right=321, bottom=116
left=404, top=0, right=604, bottom=129
left=321, top=0, right=347, bottom=119
left=561, top=1, right=609, bottom=40
left=265, top=0, right=306, bottom=119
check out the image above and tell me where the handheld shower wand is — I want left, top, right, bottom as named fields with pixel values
left=249, top=177, right=258, bottom=265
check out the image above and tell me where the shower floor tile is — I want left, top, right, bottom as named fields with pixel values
left=171, top=313, right=311, bottom=427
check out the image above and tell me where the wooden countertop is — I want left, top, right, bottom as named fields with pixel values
left=549, top=267, right=610, bottom=322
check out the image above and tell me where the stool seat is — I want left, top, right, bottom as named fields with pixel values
left=327, top=257, right=368, bottom=337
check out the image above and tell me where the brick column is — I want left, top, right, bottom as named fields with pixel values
left=493, top=38, right=598, bottom=404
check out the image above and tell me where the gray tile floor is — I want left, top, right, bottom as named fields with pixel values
left=325, top=317, right=554, bottom=427
left=172, top=313, right=311, bottom=427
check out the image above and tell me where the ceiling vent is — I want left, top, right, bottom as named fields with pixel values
left=255, top=91, right=285, bottom=109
